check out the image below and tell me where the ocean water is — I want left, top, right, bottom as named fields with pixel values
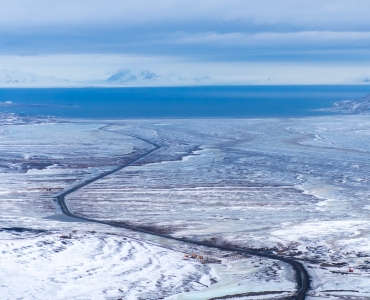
left=0, top=86, right=369, bottom=119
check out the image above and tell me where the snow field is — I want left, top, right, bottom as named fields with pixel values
left=3, top=115, right=370, bottom=298
left=0, top=230, right=215, bottom=300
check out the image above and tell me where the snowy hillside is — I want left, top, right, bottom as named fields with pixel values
left=106, top=69, right=212, bottom=86
left=0, top=69, right=71, bottom=87
left=0, top=229, right=216, bottom=300
left=323, top=93, right=370, bottom=114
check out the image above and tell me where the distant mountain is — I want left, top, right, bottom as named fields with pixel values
left=106, top=70, right=137, bottom=84
left=323, top=93, right=370, bottom=114
left=166, top=73, right=187, bottom=83
left=0, top=68, right=213, bottom=87
left=139, top=70, right=159, bottom=81
left=106, top=69, right=212, bottom=86
left=0, top=69, right=70, bottom=87
left=343, top=75, right=370, bottom=84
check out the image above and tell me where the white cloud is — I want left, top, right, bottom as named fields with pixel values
left=0, top=1, right=369, bottom=84
left=0, top=0, right=370, bottom=31
left=174, top=31, right=370, bottom=47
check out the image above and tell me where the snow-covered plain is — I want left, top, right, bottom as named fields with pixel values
left=66, top=116, right=370, bottom=299
left=3, top=114, right=370, bottom=299
left=0, top=115, right=297, bottom=300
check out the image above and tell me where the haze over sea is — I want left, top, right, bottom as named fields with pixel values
left=0, top=86, right=369, bottom=119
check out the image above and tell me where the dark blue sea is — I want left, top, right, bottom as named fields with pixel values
left=0, top=86, right=369, bottom=118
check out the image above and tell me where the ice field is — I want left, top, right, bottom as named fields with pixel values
left=1, top=112, right=370, bottom=298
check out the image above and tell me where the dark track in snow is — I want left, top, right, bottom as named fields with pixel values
left=56, top=124, right=310, bottom=300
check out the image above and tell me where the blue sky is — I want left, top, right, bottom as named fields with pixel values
left=1, top=0, right=370, bottom=83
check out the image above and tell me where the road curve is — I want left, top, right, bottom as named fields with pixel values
left=56, top=125, right=310, bottom=300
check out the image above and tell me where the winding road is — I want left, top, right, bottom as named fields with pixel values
left=56, top=125, right=310, bottom=300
